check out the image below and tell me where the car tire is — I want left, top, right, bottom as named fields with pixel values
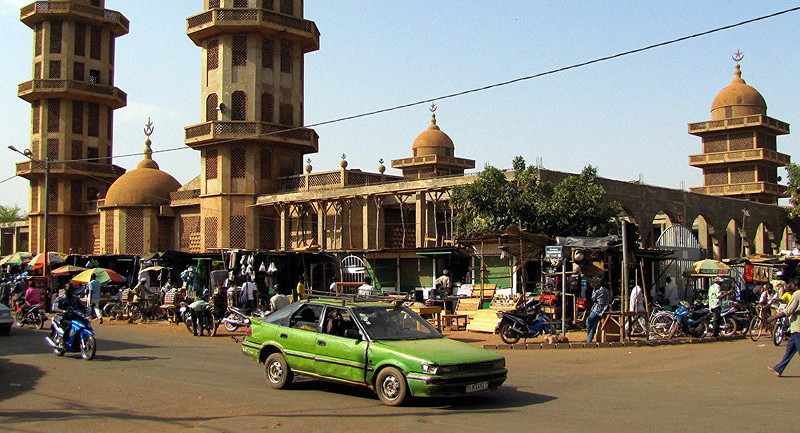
left=264, top=353, right=293, bottom=389
left=375, top=367, right=408, bottom=406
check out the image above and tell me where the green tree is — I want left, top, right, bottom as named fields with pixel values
left=0, top=204, right=24, bottom=224
left=451, top=157, right=620, bottom=238
left=784, top=162, right=800, bottom=236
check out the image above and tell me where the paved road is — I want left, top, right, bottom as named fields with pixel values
left=0, top=321, right=796, bottom=432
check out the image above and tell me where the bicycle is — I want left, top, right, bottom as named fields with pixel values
left=748, top=305, right=772, bottom=341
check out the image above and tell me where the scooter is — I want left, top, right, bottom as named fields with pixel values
left=495, top=298, right=553, bottom=344
left=45, top=310, right=96, bottom=360
left=672, top=301, right=715, bottom=338
left=14, top=300, right=47, bottom=329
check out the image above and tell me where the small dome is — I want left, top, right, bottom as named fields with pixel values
left=104, top=168, right=181, bottom=207
left=412, top=113, right=454, bottom=157
left=103, top=127, right=180, bottom=207
left=710, top=63, right=766, bottom=120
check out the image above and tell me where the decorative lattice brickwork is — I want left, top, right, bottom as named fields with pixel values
left=207, top=39, right=219, bottom=70
left=90, top=25, right=101, bottom=60
left=230, top=215, right=246, bottom=248
left=32, top=101, right=40, bottom=134
left=104, top=209, right=114, bottom=253
left=125, top=208, right=144, bottom=255
left=47, top=99, right=60, bottom=132
left=729, top=132, right=754, bottom=151
left=35, top=23, right=42, bottom=56
left=205, top=217, right=218, bottom=250
left=261, top=92, right=273, bottom=122
left=48, top=60, right=61, bottom=79
left=260, top=148, right=272, bottom=179
left=206, top=93, right=218, bottom=121
left=74, top=23, right=85, bottom=56
left=88, top=103, right=99, bottom=137
left=209, top=0, right=220, bottom=9
left=280, top=41, right=292, bottom=73
left=70, top=180, right=82, bottom=211
left=180, top=215, right=200, bottom=252
left=232, top=91, right=247, bottom=120
left=231, top=147, right=246, bottom=178
left=47, top=138, right=59, bottom=160
left=205, top=149, right=218, bottom=179
left=262, top=38, right=274, bottom=69
left=50, top=20, right=62, bottom=54
left=158, top=217, right=174, bottom=251
left=234, top=0, right=248, bottom=7
left=280, top=0, right=294, bottom=15
left=233, top=34, right=247, bottom=66
left=259, top=210, right=275, bottom=250
left=72, top=101, right=84, bottom=134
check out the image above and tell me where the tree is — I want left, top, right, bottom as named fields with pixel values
left=0, top=204, right=24, bottom=224
left=784, top=162, right=800, bottom=237
left=451, top=157, right=620, bottom=238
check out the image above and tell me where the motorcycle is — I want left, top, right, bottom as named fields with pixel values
left=720, top=302, right=753, bottom=335
left=672, top=301, right=712, bottom=338
left=180, top=300, right=218, bottom=337
left=495, top=297, right=553, bottom=344
left=773, top=314, right=791, bottom=346
left=14, top=300, right=47, bottom=329
left=221, top=306, right=252, bottom=332
left=45, top=309, right=96, bottom=360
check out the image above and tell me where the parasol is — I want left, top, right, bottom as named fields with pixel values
left=141, top=266, right=171, bottom=272
left=0, top=252, right=33, bottom=266
left=72, top=268, right=127, bottom=284
left=682, top=259, right=732, bottom=278
left=51, top=265, right=89, bottom=276
left=27, top=252, right=67, bottom=270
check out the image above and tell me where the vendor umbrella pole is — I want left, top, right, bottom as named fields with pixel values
left=561, top=256, right=566, bottom=336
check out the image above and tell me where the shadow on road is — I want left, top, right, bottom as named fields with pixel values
left=91, top=354, right=169, bottom=362
left=0, top=359, right=44, bottom=403
left=0, top=326, right=159, bottom=357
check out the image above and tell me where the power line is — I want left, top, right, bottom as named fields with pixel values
left=96, top=5, right=800, bottom=163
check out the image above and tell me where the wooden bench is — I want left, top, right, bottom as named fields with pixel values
left=442, top=314, right=468, bottom=331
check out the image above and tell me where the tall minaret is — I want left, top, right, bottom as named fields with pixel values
left=689, top=53, right=790, bottom=205
left=16, top=0, right=128, bottom=254
left=185, top=0, right=320, bottom=251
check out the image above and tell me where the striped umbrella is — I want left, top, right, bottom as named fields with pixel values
left=27, top=252, right=67, bottom=270
left=72, top=268, right=127, bottom=284
left=0, top=252, right=33, bottom=266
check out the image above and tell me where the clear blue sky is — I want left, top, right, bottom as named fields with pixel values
left=1, top=1, right=798, bottom=212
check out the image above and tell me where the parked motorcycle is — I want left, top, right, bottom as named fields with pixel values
left=180, top=300, right=218, bottom=337
left=672, top=301, right=712, bottom=338
left=720, top=302, right=753, bottom=335
left=495, top=297, right=553, bottom=344
left=14, top=300, right=47, bottom=329
left=221, top=306, right=252, bottom=332
left=773, top=315, right=791, bottom=346
left=45, top=309, right=96, bottom=360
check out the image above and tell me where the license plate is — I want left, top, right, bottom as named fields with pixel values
left=466, top=381, right=488, bottom=393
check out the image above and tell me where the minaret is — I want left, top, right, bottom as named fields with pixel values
left=16, top=0, right=128, bottom=254
left=689, top=53, right=790, bottom=204
left=185, top=0, right=320, bottom=251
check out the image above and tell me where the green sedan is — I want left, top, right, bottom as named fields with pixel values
left=241, top=299, right=507, bottom=406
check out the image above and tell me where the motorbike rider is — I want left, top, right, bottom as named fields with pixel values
left=53, top=285, right=88, bottom=347
left=22, top=282, right=43, bottom=316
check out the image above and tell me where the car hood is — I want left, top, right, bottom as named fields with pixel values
left=376, top=337, right=503, bottom=365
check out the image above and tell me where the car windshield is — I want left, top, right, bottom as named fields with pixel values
left=354, top=306, right=442, bottom=341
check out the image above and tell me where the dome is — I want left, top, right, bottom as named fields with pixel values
left=104, top=167, right=181, bottom=207
left=710, top=63, right=766, bottom=120
left=412, top=113, right=454, bottom=157
left=103, top=136, right=181, bottom=207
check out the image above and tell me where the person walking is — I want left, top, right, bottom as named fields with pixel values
left=767, top=280, right=800, bottom=377
left=87, top=274, right=103, bottom=324
left=585, top=277, right=610, bottom=343
left=240, top=276, right=257, bottom=314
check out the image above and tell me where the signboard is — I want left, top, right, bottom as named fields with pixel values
left=545, top=246, right=563, bottom=260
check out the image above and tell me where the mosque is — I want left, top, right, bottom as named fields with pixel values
left=4, top=0, right=795, bottom=291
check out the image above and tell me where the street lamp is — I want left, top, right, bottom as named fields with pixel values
left=740, top=209, right=750, bottom=257
left=8, top=145, right=50, bottom=256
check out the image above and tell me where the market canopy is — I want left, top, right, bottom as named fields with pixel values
left=0, top=252, right=33, bottom=266
left=72, top=267, right=126, bottom=284
left=682, top=259, right=731, bottom=278
left=27, top=252, right=67, bottom=270
left=51, top=265, right=88, bottom=276
left=141, top=266, right=171, bottom=272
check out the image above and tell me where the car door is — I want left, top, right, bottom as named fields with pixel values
left=313, top=306, right=368, bottom=384
left=280, top=304, right=323, bottom=374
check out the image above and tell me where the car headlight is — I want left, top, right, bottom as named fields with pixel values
left=421, top=363, right=439, bottom=375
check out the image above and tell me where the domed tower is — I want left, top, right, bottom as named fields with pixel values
left=184, top=0, right=320, bottom=251
left=99, top=120, right=181, bottom=255
left=391, top=105, right=475, bottom=178
left=16, top=0, right=128, bottom=254
left=689, top=54, right=790, bottom=204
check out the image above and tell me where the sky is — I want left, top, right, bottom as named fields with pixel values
left=0, top=1, right=798, bottom=212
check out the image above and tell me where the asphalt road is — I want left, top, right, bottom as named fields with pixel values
left=0, top=321, right=796, bottom=432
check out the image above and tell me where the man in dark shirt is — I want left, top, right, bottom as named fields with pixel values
left=585, top=277, right=610, bottom=343
left=53, top=285, right=87, bottom=347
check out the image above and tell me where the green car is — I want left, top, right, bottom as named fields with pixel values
left=241, top=299, right=507, bottom=406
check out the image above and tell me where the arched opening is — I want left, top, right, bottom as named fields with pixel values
left=648, top=211, right=676, bottom=247
left=206, top=93, right=218, bottom=121
left=692, top=215, right=718, bottom=259
left=755, top=223, right=778, bottom=255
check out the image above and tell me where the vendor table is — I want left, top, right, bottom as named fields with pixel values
left=408, top=305, right=442, bottom=330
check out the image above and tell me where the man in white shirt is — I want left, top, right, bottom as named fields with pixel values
left=240, top=276, right=257, bottom=314
left=664, top=277, right=679, bottom=305
left=269, top=284, right=291, bottom=312
left=357, top=277, right=376, bottom=296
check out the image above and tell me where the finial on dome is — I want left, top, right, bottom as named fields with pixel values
left=137, top=117, right=159, bottom=170
left=427, top=103, right=440, bottom=131
left=378, top=158, right=385, bottom=174
left=732, top=50, right=744, bottom=63
left=305, top=157, right=312, bottom=173
left=340, top=153, right=348, bottom=169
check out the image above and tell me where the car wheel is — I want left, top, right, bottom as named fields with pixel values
left=264, top=353, right=293, bottom=389
left=375, top=367, right=408, bottom=406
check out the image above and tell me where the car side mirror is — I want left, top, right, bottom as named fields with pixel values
left=343, top=329, right=361, bottom=340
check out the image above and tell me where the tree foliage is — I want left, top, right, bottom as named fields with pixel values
left=784, top=162, right=800, bottom=234
left=0, top=204, right=25, bottom=224
left=451, top=157, right=621, bottom=238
